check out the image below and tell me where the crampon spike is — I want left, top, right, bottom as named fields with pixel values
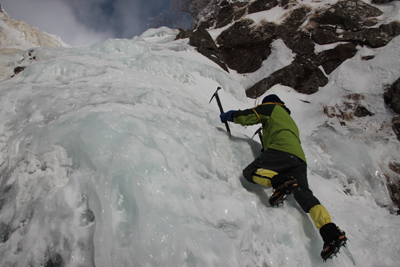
left=270, top=194, right=288, bottom=207
left=269, top=180, right=298, bottom=206
left=321, top=236, right=348, bottom=261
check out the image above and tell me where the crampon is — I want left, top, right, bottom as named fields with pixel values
left=321, top=229, right=348, bottom=261
left=268, top=179, right=298, bottom=207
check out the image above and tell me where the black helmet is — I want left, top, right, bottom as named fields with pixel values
left=262, top=94, right=284, bottom=104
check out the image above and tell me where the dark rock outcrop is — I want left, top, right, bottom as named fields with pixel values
left=313, top=21, right=400, bottom=48
left=384, top=78, right=400, bottom=114
left=212, top=2, right=367, bottom=95
left=44, top=252, right=64, bottom=267
left=362, top=55, right=375, bottom=61
left=389, top=162, right=400, bottom=174
left=393, top=116, right=400, bottom=141
left=315, top=43, right=358, bottom=74
left=189, top=29, right=229, bottom=72
left=246, top=59, right=329, bottom=97
left=216, top=6, right=312, bottom=74
left=0, top=222, right=10, bottom=243
left=372, top=0, right=396, bottom=3
left=191, top=0, right=400, bottom=97
left=215, top=2, right=248, bottom=29
left=216, top=19, right=275, bottom=73
left=248, top=0, right=279, bottom=14
left=245, top=0, right=399, bottom=97
left=354, top=106, right=374, bottom=117
left=311, top=0, right=383, bottom=32
left=216, top=19, right=274, bottom=49
left=282, top=30, right=315, bottom=56
left=14, top=66, right=26, bottom=75
left=387, top=160, right=400, bottom=213
left=196, top=1, right=248, bottom=30
left=385, top=78, right=400, bottom=141
left=310, top=1, right=399, bottom=48
left=175, top=29, right=193, bottom=40
left=277, top=6, right=311, bottom=35
left=246, top=42, right=358, bottom=97
left=189, top=28, right=218, bottom=50
left=309, top=0, right=400, bottom=49
left=11, top=66, right=26, bottom=78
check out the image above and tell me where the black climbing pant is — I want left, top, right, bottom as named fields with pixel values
left=242, top=148, right=320, bottom=213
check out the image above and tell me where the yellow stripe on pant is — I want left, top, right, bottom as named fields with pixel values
left=252, top=168, right=277, bottom=187
left=309, top=204, right=332, bottom=229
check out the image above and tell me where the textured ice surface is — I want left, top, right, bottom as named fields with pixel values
left=0, top=26, right=400, bottom=267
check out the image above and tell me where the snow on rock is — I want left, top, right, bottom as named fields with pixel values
left=0, top=6, right=68, bottom=50
left=0, top=6, right=69, bottom=82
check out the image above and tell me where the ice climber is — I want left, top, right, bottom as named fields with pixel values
left=219, top=94, right=347, bottom=260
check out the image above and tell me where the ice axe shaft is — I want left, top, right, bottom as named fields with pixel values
left=210, top=87, right=231, bottom=137
left=252, top=127, right=263, bottom=147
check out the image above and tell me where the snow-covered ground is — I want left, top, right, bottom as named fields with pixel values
left=1, top=6, right=400, bottom=267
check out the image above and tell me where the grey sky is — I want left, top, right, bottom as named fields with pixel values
left=1, top=0, right=171, bottom=46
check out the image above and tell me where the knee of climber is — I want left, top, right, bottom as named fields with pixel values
left=309, top=204, right=332, bottom=229
left=243, top=168, right=256, bottom=183
left=252, top=169, right=277, bottom=187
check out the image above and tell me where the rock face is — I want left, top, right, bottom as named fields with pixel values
left=188, top=29, right=229, bottom=72
left=384, top=78, right=400, bottom=141
left=216, top=19, right=274, bottom=73
left=384, top=78, right=400, bottom=115
left=175, top=29, right=193, bottom=40
left=311, top=0, right=383, bottom=32
left=246, top=59, right=329, bottom=96
left=387, top=160, right=400, bottom=215
left=216, top=6, right=312, bottom=75
left=393, top=116, right=400, bottom=141
left=191, top=0, right=400, bottom=98
left=354, top=105, right=374, bottom=117
left=372, top=0, right=396, bottom=3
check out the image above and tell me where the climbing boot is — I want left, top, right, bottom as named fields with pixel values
left=268, top=179, right=298, bottom=206
left=320, top=223, right=348, bottom=261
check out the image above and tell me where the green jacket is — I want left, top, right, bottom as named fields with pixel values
left=232, top=102, right=307, bottom=163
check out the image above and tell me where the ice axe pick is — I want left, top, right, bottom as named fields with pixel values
left=209, top=87, right=231, bottom=138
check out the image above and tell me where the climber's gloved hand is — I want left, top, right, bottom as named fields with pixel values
left=220, top=110, right=235, bottom=123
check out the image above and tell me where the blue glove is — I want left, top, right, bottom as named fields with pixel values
left=220, top=110, right=235, bottom=123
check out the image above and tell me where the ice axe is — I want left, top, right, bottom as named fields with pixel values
left=252, top=127, right=264, bottom=148
left=209, top=87, right=231, bottom=137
